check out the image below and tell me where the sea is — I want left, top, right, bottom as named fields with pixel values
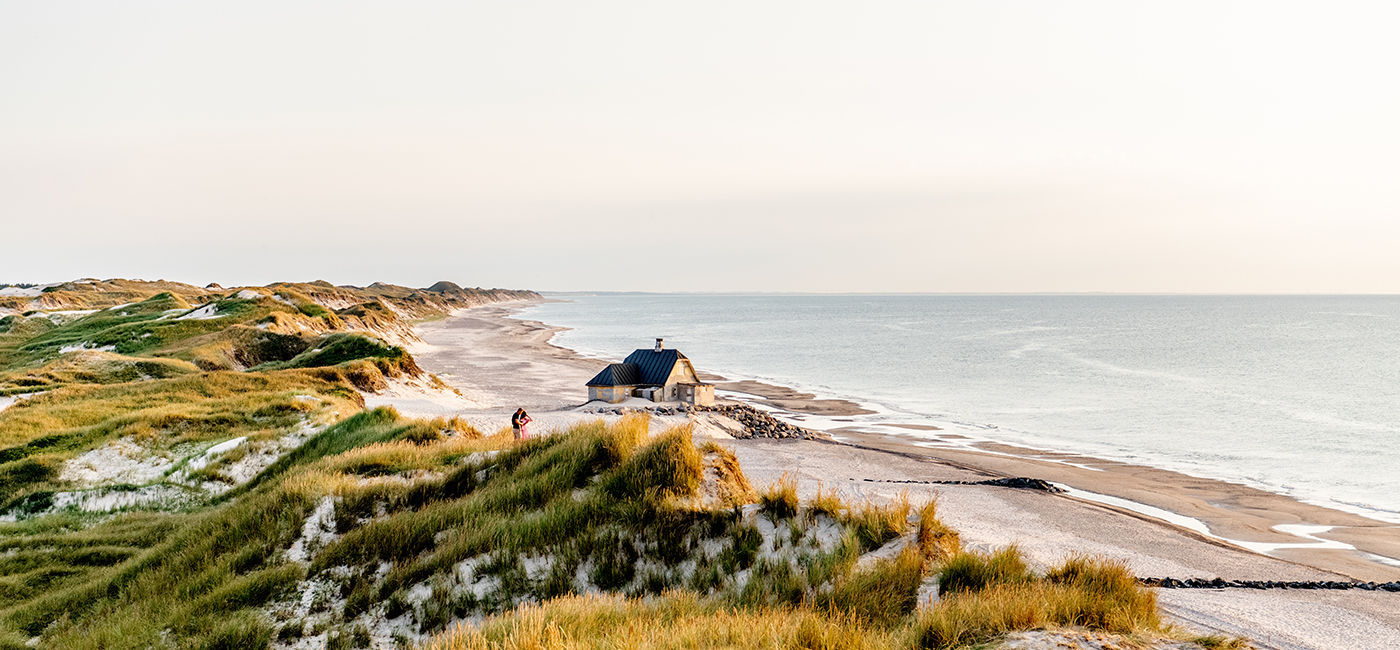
left=519, top=294, right=1400, bottom=524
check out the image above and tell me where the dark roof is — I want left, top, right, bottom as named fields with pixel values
left=587, top=363, right=641, bottom=387
left=587, top=347, right=693, bottom=388
left=623, top=348, right=686, bottom=386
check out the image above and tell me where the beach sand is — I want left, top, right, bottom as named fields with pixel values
left=396, top=300, right=1400, bottom=648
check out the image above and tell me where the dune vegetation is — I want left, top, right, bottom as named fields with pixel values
left=0, top=409, right=1194, bottom=650
left=0, top=279, right=1230, bottom=649
left=0, top=280, right=530, bottom=525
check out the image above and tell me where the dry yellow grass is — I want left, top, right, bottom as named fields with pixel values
left=319, top=433, right=500, bottom=477
left=849, top=491, right=911, bottom=551
left=916, top=581, right=1160, bottom=648
left=424, top=561, right=1175, bottom=650
left=759, top=471, right=799, bottom=519
left=809, top=482, right=847, bottom=519
left=0, top=370, right=359, bottom=446
left=421, top=592, right=901, bottom=650
left=915, top=498, right=960, bottom=563
left=608, top=412, right=652, bottom=456
left=920, top=553, right=1161, bottom=648
left=697, top=441, right=758, bottom=507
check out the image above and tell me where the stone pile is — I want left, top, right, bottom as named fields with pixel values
left=693, top=403, right=825, bottom=440
left=585, top=404, right=695, bottom=416
left=581, top=402, right=825, bottom=440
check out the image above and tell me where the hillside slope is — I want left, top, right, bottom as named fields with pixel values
left=0, top=279, right=1223, bottom=650
left=0, top=279, right=535, bottom=520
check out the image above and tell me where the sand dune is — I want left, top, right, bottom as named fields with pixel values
left=389, top=301, right=1400, bottom=648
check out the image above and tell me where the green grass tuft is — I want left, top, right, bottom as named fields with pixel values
left=937, top=545, right=1033, bottom=594
left=759, top=472, right=798, bottom=520
left=823, top=546, right=926, bottom=625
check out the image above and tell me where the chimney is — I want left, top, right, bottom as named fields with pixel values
left=654, top=338, right=664, bottom=352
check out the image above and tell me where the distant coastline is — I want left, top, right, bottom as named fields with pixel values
left=506, top=296, right=1400, bottom=582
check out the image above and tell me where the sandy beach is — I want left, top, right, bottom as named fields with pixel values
left=402, top=301, right=1400, bottom=649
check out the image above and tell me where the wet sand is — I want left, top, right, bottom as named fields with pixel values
left=409, top=302, right=601, bottom=410
left=406, top=300, right=1400, bottom=647
left=714, top=379, right=876, bottom=416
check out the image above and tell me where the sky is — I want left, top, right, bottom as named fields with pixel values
left=2, top=1, right=1398, bottom=293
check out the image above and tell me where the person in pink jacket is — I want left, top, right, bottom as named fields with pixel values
left=512, top=408, right=532, bottom=440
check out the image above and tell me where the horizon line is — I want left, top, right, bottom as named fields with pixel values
left=539, top=290, right=1400, bottom=297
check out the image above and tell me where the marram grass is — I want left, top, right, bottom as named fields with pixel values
left=0, top=278, right=1207, bottom=648
left=421, top=591, right=902, bottom=650
left=0, top=408, right=1201, bottom=650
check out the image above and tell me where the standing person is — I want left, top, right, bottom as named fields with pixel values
left=511, top=408, right=524, bottom=440
left=518, top=410, right=532, bottom=439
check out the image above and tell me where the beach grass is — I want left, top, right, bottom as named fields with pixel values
left=918, top=550, right=1161, bottom=648
left=1190, top=634, right=1252, bottom=648
left=0, top=412, right=1023, bottom=649
left=0, top=278, right=1201, bottom=649
left=420, top=552, right=1176, bottom=650
left=0, top=280, right=485, bottom=518
left=809, top=481, right=847, bottom=519
left=0, top=407, right=480, bottom=648
left=422, top=591, right=901, bottom=650
left=937, top=545, right=1034, bottom=594
left=0, top=408, right=1189, bottom=650
left=849, top=491, right=911, bottom=551
left=697, top=440, right=757, bottom=507
left=759, top=471, right=799, bottom=519
left=0, top=370, right=365, bottom=512
left=915, top=498, right=960, bottom=563
left=421, top=552, right=1182, bottom=650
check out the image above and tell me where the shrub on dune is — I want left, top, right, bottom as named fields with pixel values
left=915, top=498, right=960, bottom=563
left=823, top=545, right=926, bottom=625
left=759, top=471, right=799, bottom=520
left=849, top=492, right=910, bottom=551
left=937, top=545, right=1032, bottom=594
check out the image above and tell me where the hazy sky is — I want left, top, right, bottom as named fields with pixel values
left=3, top=1, right=1398, bottom=292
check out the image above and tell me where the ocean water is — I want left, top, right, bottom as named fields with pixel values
left=519, top=294, right=1400, bottom=524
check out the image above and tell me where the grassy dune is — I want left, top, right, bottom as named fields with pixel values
left=0, top=279, right=1229, bottom=649
left=0, top=279, right=533, bottom=521
left=0, top=370, right=363, bottom=512
left=421, top=484, right=1175, bottom=650
left=0, top=410, right=1193, bottom=649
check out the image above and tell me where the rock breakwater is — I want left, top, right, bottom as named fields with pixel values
left=584, top=403, right=827, bottom=440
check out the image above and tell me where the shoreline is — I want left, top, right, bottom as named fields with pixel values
left=442, top=300, right=1400, bottom=583
left=553, top=328, right=1400, bottom=531
left=402, top=299, right=1400, bottom=643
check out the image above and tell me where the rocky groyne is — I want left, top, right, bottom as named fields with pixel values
left=1141, top=577, right=1400, bottom=591
left=858, top=476, right=1064, bottom=493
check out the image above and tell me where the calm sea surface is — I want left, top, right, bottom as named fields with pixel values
left=519, top=294, right=1400, bottom=523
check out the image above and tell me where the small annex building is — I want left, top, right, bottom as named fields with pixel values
left=586, top=338, right=716, bottom=406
